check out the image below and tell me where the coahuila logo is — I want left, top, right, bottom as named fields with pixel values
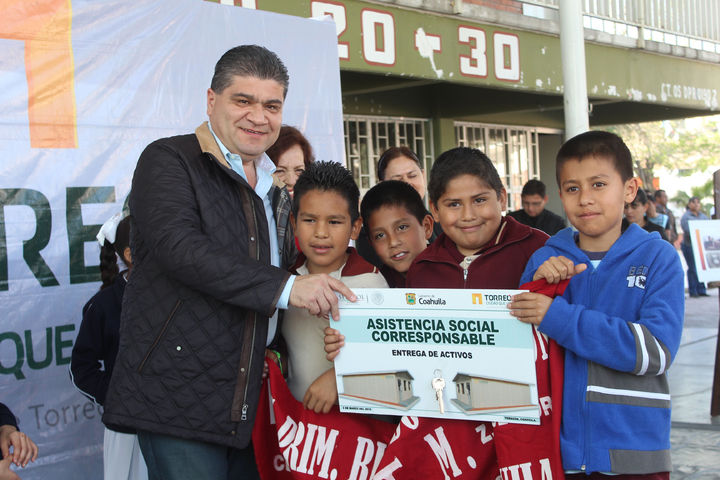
left=405, top=293, right=416, bottom=305
left=418, top=295, right=446, bottom=305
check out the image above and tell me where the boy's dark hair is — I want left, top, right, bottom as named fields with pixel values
left=100, top=215, right=132, bottom=291
left=653, top=189, right=666, bottom=201
left=293, top=161, right=360, bottom=222
left=211, top=45, right=289, bottom=98
left=427, top=147, right=504, bottom=205
left=556, top=131, right=634, bottom=185
left=521, top=179, right=546, bottom=198
left=360, top=181, right=427, bottom=233
left=266, top=125, right=315, bottom=168
left=631, top=188, right=648, bottom=205
left=377, top=147, right=423, bottom=181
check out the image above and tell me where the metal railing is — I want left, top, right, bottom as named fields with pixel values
left=526, top=0, right=720, bottom=50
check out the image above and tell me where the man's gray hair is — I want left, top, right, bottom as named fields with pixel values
left=210, top=45, right=289, bottom=98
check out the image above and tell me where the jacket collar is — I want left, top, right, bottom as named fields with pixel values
left=196, top=121, right=231, bottom=169
left=546, top=221, right=652, bottom=265
left=290, top=247, right=378, bottom=277
left=195, top=121, right=286, bottom=190
left=416, top=216, right=535, bottom=265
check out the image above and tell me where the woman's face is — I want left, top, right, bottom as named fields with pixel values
left=274, top=144, right=306, bottom=197
left=383, top=156, right=426, bottom=199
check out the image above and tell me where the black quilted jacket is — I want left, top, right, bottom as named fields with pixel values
left=103, top=122, right=296, bottom=448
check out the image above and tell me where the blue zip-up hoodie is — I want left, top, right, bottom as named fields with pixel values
left=520, top=224, right=684, bottom=474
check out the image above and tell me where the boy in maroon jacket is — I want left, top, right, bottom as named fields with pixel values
left=407, top=147, right=548, bottom=289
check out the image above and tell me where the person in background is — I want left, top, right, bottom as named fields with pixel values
left=0, top=402, right=38, bottom=480
left=624, top=188, right=668, bottom=240
left=70, top=214, right=148, bottom=480
left=507, top=179, right=566, bottom=236
left=266, top=125, right=315, bottom=198
left=681, top=196, right=710, bottom=297
left=654, top=189, right=678, bottom=244
left=357, top=146, right=441, bottom=267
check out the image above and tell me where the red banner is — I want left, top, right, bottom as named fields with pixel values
left=253, top=280, right=567, bottom=480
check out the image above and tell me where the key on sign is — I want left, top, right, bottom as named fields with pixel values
left=431, top=375, right=446, bottom=414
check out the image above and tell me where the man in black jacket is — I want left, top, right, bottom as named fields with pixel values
left=507, top=179, right=566, bottom=236
left=103, top=45, right=354, bottom=479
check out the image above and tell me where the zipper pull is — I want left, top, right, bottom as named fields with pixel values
left=241, top=404, right=248, bottom=421
left=463, top=268, right=468, bottom=282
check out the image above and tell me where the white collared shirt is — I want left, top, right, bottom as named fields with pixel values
left=208, top=122, right=294, bottom=346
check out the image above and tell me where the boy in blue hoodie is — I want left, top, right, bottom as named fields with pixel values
left=509, top=131, right=684, bottom=480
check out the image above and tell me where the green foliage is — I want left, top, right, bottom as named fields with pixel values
left=671, top=178, right=714, bottom=215
left=606, top=117, right=720, bottom=189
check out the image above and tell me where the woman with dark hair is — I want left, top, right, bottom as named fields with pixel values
left=376, top=146, right=427, bottom=199
left=266, top=125, right=315, bottom=198
left=70, top=214, right=148, bottom=480
left=624, top=188, right=667, bottom=240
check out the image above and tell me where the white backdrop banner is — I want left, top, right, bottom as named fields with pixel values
left=0, top=1, right=344, bottom=477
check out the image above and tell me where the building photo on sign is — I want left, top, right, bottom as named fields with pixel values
left=689, top=220, right=720, bottom=283
left=333, top=288, right=541, bottom=424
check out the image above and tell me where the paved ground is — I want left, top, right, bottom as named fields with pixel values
left=667, top=286, right=720, bottom=479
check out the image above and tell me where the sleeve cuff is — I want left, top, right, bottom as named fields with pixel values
left=277, top=275, right=295, bottom=310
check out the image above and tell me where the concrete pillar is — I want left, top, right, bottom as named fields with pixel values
left=559, top=0, right=589, bottom=139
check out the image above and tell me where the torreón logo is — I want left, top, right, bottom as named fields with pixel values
left=478, top=293, right=513, bottom=306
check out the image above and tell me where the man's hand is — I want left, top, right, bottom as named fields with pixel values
left=508, top=292, right=553, bottom=326
left=303, top=368, right=338, bottom=414
left=0, top=425, right=38, bottom=469
left=532, top=255, right=587, bottom=284
left=289, top=274, right=356, bottom=320
left=324, top=327, right=345, bottom=361
left=0, top=456, right=20, bottom=480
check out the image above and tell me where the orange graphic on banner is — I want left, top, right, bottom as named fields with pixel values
left=1, top=0, right=77, bottom=148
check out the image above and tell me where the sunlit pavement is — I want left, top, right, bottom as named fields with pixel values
left=668, top=286, right=720, bottom=478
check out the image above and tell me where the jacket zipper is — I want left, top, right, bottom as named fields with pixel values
left=137, top=299, right=182, bottom=373
left=581, top=267, right=598, bottom=471
left=240, top=200, right=261, bottom=421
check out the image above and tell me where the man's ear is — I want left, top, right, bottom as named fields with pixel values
left=206, top=88, right=216, bottom=116
left=350, top=217, right=363, bottom=241
left=123, top=246, right=132, bottom=266
left=422, top=214, right=434, bottom=240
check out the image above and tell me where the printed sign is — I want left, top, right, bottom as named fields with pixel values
left=333, top=288, right=540, bottom=424
left=0, top=2, right=343, bottom=478
left=689, top=219, right=720, bottom=283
